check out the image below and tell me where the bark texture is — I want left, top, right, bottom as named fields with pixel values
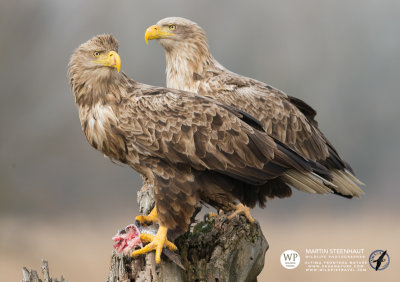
left=107, top=185, right=269, bottom=282
left=107, top=214, right=268, bottom=282
left=21, top=260, right=66, bottom=282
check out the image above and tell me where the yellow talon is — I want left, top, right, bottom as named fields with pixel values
left=140, top=233, right=177, bottom=251
left=131, top=225, right=177, bottom=264
left=204, top=212, right=218, bottom=221
left=227, top=203, right=255, bottom=224
left=135, top=206, right=158, bottom=226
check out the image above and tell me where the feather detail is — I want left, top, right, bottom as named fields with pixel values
left=69, top=34, right=363, bottom=235
left=153, top=17, right=364, bottom=199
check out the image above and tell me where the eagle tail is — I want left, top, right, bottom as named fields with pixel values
left=281, top=170, right=334, bottom=194
left=330, top=170, right=365, bottom=198
left=344, top=170, right=365, bottom=185
left=281, top=169, right=364, bottom=198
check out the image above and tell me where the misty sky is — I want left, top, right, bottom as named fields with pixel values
left=1, top=0, right=399, bottom=219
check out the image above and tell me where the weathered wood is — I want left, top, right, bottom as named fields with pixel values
left=108, top=184, right=268, bottom=281
left=137, top=182, right=155, bottom=216
left=107, top=214, right=268, bottom=282
left=21, top=260, right=66, bottom=282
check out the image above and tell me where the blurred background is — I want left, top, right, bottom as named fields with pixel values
left=1, top=0, right=399, bottom=281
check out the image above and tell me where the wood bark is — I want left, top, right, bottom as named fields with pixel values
left=107, top=185, right=269, bottom=282
left=21, top=260, right=66, bottom=282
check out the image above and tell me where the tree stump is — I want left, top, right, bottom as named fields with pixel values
left=107, top=185, right=269, bottom=282
left=108, top=214, right=268, bottom=282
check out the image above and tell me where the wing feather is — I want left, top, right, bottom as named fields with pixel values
left=118, top=88, right=317, bottom=186
left=196, top=71, right=363, bottom=196
left=198, top=73, right=331, bottom=163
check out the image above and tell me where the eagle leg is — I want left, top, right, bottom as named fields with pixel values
left=135, top=206, right=158, bottom=226
left=130, top=225, right=177, bottom=264
left=227, top=203, right=255, bottom=224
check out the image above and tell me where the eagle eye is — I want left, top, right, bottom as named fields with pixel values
left=93, top=51, right=101, bottom=57
left=168, top=24, right=176, bottom=30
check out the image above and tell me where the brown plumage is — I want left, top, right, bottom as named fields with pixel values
left=145, top=17, right=364, bottom=198
left=69, top=34, right=338, bottom=235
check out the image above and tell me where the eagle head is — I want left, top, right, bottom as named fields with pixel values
left=68, top=34, right=121, bottom=93
left=145, top=17, right=207, bottom=51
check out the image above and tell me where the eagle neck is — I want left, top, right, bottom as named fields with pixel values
left=71, top=71, right=129, bottom=108
left=70, top=71, right=134, bottom=160
left=165, top=41, right=215, bottom=92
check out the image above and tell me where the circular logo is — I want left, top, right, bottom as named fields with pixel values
left=280, top=250, right=300, bottom=269
left=369, top=250, right=390, bottom=271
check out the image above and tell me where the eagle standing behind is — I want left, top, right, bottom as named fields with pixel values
left=69, top=34, right=339, bottom=263
left=145, top=17, right=364, bottom=198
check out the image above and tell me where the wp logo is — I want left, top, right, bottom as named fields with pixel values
left=280, top=250, right=300, bottom=269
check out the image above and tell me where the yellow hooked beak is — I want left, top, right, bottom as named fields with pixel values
left=145, top=25, right=174, bottom=44
left=94, top=50, right=121, bottom=72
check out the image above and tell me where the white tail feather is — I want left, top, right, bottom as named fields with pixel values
left=310, top=172, right=337, bottom=188
left=331, top=170, right=364, bottom=197
left=282, top=173, right=317, bottom=194
left=344, top=170, right=365, bottom=186
left=283, top=170, right=333, bottom=194
left=282, top=169, right=364, bottom=198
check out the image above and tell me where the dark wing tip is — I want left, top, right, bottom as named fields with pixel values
left=287, top=95, right=317, bottom=122
left=237, top=109, right=265, bottom=132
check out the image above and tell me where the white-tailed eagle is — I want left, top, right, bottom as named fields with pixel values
left=69, top=34, right=344, bottom=263
left=145, top=17, right=364, bottom=198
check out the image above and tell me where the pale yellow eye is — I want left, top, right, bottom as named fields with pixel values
left=93, top=51, right=100, bottom=57
left=168, top=24, right=176, bottom=30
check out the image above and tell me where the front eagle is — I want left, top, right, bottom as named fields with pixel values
left=69, top=34, right=341, bottom=263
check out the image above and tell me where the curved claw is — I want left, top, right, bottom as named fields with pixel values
left=227, top=203, right=255, bottom=224
left=131, top=225, right=177, bottom=264
left=135, top=206, right=158, bottom=226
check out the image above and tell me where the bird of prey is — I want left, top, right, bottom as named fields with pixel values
left=69, top=34, right=338, bottom=263
left=144, top=17, right=364, bottom=198
left=373, top=250, right=387, bottom=271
